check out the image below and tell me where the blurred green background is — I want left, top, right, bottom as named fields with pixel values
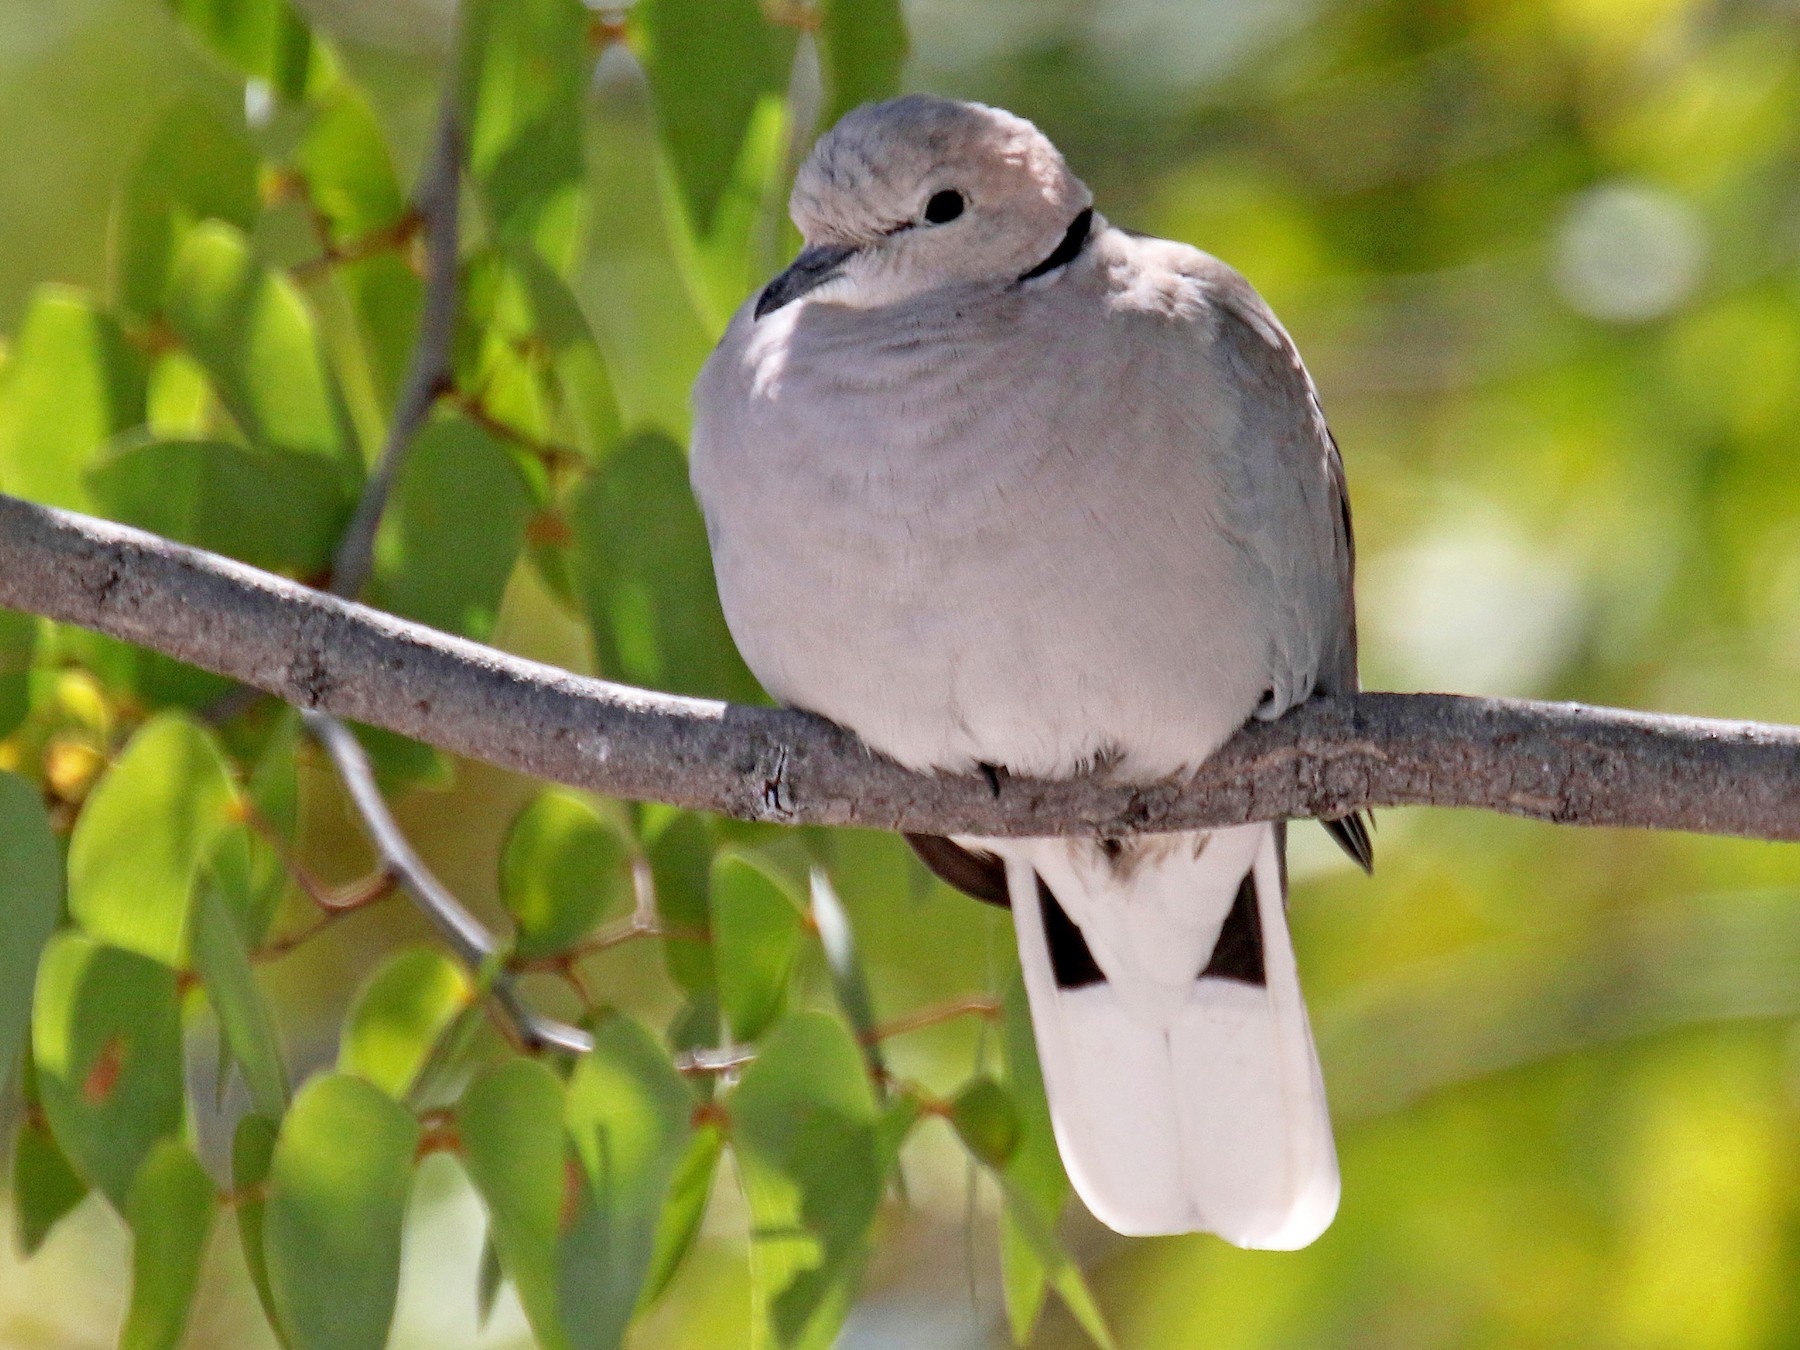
left=7, top=0, right=1800, bottom=1346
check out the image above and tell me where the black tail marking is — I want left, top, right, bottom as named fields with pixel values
left=1039, top=878, right=1106, bottom=989
left=1323, top=812, right=1375, bottom=873
left=1199, top=870, right=1267, bottom=987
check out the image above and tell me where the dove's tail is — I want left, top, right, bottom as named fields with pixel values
left=1001, top=823, right=1338, bottom=1246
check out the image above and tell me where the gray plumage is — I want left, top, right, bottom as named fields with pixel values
left=692, top=94, right=1362, bottom=1246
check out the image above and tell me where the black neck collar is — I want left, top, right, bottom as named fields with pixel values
left=1017, top=208, right=1094, bottom=283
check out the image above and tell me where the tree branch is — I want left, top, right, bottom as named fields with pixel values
left=5, top=491, right=1798, bottom=843
left=326, top=71, right=463, bottom=603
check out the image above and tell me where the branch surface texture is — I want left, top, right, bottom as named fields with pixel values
left=4, top=492, right=1798, bottom=844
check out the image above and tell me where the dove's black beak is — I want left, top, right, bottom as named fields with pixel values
left=755, top=244, right=856, bottom=318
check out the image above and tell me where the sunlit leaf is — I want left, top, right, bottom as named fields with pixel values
left=265, top=1073, right=419, bottom=1350
left=122, top=1137, right=218, bottom=1350
left=110, top=97, right=260, bottom=321
left=458, top=246, right=624, bottom=467
left=68, top=711, right=242, bottom=968
left=164, top=0, right=334, bottom=100
left=32, top=933, right=185, bottom=1210
left=632, top=0, right=796, bottom=328
left=292, top=81, right=406, bottom=241
left=638, top=1120, right=722, bottom=1312
left=505, top=248, right=624, bottom=459
left=369, top=414, right=534, bottom=641
left=815, top=0, right=909, bottom=127
left=0, top=285, right=147, bottom=510
left=87, top=436, right=352, bottom=577
left=567, top=429, right=763, bottom=701
left=558, top=1011, right=696, bottom=1349
left=461, top=0, right=590, bottom=266
left=460, top=1057, right=570, bottom=1350
left=730, top=1011, right=882, bottom=1350
left=657, top=94, right=791, bottom=336
left=0, top=772, right=62, bottom=1086
left=166, top=221, right=360, bottom=472
left=501, top=789, right=634, bottom=962
left=339, top=944, right=474, bottom=1101
left=193, top=887, right=290, bottom=1118
left=710, top=851, right=807, bottom=1043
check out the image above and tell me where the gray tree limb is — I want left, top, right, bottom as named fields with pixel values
left=4, top=490, right=1798, bottom=844
left=326, top=72, right=463, bottom=602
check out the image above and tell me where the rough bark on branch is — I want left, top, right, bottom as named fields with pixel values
left=3, top=491, right=1798, bottom=843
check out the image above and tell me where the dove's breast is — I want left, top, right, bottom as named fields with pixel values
left=690, top=254, right=1306, bottom=778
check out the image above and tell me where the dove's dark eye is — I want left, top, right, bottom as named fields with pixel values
left=923, top=189, right=965, bottom=224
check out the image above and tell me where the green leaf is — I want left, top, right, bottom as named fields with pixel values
left=291, top=82, right=406, bottom=241
left=68, top=711, right=242, bottom=968
left=265, top=1074, right=419, bottom=1350
left=461, top=0, right=590, bottom=266
left=0, top=608, right=34, bottom=737
left=458, top=246, right=623, bottom=466
left=193, top=887, right=290, bottom=1118
left=660, top=93, right=792, bottom=337
left=110, top=97, right=261, bottom=321
left=165, top=0, right=334, bottom=99
left=815, top=0, right=909, bottom=127
left=730, top=1012, right=882, bottom=1350
left=948, top=1076, right=1022, bottom=1169
left=633, top=0, right=797, bottom=327
left=166, top=221, right=359, bottom=471
left=568, top=430, right=763, bottom=701
left=0, top=772, right=63, bottom=1085
left=710, top=852, right=807, bottom=1043
left=994, top=1174, right=1116, bottom=1350
left=32, top=933, right=185, bottom=1209
left=0, top=285, right=148, bottom=510
left=339, top=944, right=474, bottom=1101
left=369, top=415, right=534, bottom=640
left=232, top=1114, right=286, bottom=1346
left=477, top=1232, right=505, bottom=1330
left=88, top=436, right=353, bottom=577
left=998, top=969, right=1083, bottom=1346
left=557, top=1013, right=696, bottom=1349
left=122, top=1138, right=218, bottom=1350
left=215, top=710, right=302, bottom=949
left=12, top=1110, right=89, bottom=1257
left=505, top=248, right=624, bottom=459
left=502, top=789, right=633, bottom=961
left=649, top=812, right=716, bottom=1000
left=460, top=1057, right=571, bottom=1350
left=808, top=868, right=885, bottom=1082
left=638, top=1120, right=722, bottom=1312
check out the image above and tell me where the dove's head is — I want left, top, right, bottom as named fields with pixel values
left=755, top=95, right=1093, bottom=317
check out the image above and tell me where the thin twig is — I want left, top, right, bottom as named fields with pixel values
left=7, top=490, right=1800, bottom=843
left=284, top=13, right=592, bottom=1058
left=862, top=997, right=1002, bottom=1046
left=305, top=712, right=592, bottom=1054
left=327, top=73, right=464, bottom=603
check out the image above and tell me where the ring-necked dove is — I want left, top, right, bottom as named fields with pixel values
left=692, top=94, right=1369, bottom=1248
